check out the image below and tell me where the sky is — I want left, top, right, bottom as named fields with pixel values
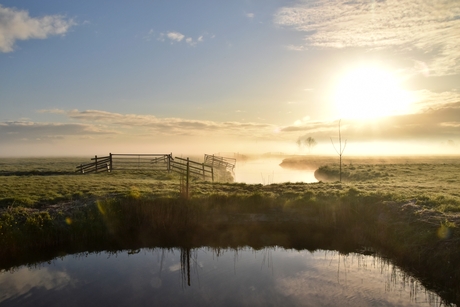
left=0, top=0, right=459, bottom=157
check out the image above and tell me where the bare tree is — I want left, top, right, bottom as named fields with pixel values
left=297, top=136, right=317, bottom=154
left=330, top=120, right=347, bottom=182
left=305, top=137, right=317, bottom=154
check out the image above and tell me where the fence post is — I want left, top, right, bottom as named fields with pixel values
left=168, top=153, right=171, bottom=172
left=186, top=158, right=190, bottom=199
left=211, top=166, right=214, bottom=183
left=202, top=163, right=205, bottom=181
left=80, top=164, right=83, bottom=174
left=95, top=155, right=98, bottom=173
left=109, top=153, right=112, bottom=172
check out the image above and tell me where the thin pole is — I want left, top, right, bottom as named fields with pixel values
left=95, top=155, right=98, bottom=173
left=186, top=158, right=190, bottom=199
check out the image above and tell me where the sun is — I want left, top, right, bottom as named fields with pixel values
left=334, top=67, right=412, bottom=119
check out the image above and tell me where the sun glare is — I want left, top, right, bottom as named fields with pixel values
left=334, top=67, right=412, bottom=119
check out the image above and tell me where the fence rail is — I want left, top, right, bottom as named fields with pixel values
left=76, top=153, right=172, bottom=174
left=76, top=155, right=111, bottom=174
left=204, top=154, right=236, bottom=173
left=170, top=157, right=214, bottom=181
left=76, top=153, right=235, bottom=199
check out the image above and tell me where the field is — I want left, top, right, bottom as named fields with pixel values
left=0, top=156, right=459, bottom=304
left=1, top=156, right=459, bottom=213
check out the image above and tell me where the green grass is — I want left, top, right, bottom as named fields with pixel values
left=0, top=155, right=459, bottom=304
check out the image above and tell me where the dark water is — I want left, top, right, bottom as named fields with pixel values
left=0, top=247, right=445, bottom=307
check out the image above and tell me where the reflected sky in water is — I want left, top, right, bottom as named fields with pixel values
left=234, top=158, right=317, bottom=184
left=0, top=248, right=443, bottom=307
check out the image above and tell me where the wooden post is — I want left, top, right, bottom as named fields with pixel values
left=186, top=158, right=190, bottom=199
left=202, top=163, right=205, bottom=181
left=109, top=153, right=112, bottom=172
left=211, top=166, right=214, bottom=183
left=168, top=153, right=171, bottom=172
left=95, top=155, right=98, bottom=173
left=80, top=164, right=83, bottom=174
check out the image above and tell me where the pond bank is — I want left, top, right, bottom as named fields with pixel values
left=0, top=189, right=459, bottom=305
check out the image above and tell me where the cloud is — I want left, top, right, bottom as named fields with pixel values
left=0, top=5, right=76, bottom=52
left=0, top=267, right=71, bottom=303
left=65, top=109, right=274, bottom=138
left=166, top=31, right=184, bottom=42
left=158, top=31, right=207, bottom=46
left=282, top=101, right=460, bottom=142
left=410, top=90, right=460, bottom=111
left=246, top=13, right=255, bottom=19
left=274, top=0, right=460, bottom=75
left=36, top=108, right=66, bottom=114
left=0, top=121, right=117, bottom=143
left=7, top=106, right=460, bottom=153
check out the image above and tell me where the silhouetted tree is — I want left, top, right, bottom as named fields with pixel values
left=297, top=136, right=317, bottom=154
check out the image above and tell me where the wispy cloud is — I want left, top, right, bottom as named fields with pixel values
left=282, top=101, right=460, bottom=141
left=36, top=108, right=66, bottom=114
left=274, top=0, right=460, bottom=76
left=0, top=5, right=76, bottom=52
left=64, top=109, right=274, bottom=137
left=0, top=121, right=117, bottom=143
left=11, top=105, right=460, bottom=149
left=158, top=31, right=206, bottom=46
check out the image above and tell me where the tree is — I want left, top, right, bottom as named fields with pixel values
left=305, top=137, right=317, bottom=153
left=297, top=136, right=317, bottom=154
left=330, top=119, right=347, bottom=182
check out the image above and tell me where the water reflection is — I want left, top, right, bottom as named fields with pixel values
left=0, top=247, right=446, bottom=307
left=234, top=158, right=317, bottom=184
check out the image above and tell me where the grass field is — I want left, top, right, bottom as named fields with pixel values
left=1, top=156, right=459, bottom=212
left=0, top=156, right=459, bottom=304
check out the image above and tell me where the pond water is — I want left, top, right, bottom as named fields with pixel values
left=234, top=158, right=317, bottom=184
left=0, top=247, right=444, bottom=307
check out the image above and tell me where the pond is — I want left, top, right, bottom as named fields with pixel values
left=0, top=247, right=444, bottom=307
left=234, top=158, right=317, bottom=184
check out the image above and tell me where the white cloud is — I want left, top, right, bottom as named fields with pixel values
left=158, top=31, right=207, bottom=46
left=166, top=31, right=184, bottom=42
left=0, top=5, right=76, bottom=52
left=185, top=37, right=196, bottom=46
left=246, top=13, right=255, bottom=19
left=274, top=0, right=460, bottom=75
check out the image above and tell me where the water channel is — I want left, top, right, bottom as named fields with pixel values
left=0, top=247, right=445, bottom=307
left=234, top=158, right=317, bottom=184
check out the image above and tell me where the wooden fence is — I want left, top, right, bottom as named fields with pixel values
left=203, top=154, right=236, bottom=173
left=76, top=153, right=173, bottom=174
left=76, top=153, right=232, bottom=199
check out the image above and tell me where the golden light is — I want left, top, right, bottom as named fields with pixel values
left=334, top=67, right=412, bottom=119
